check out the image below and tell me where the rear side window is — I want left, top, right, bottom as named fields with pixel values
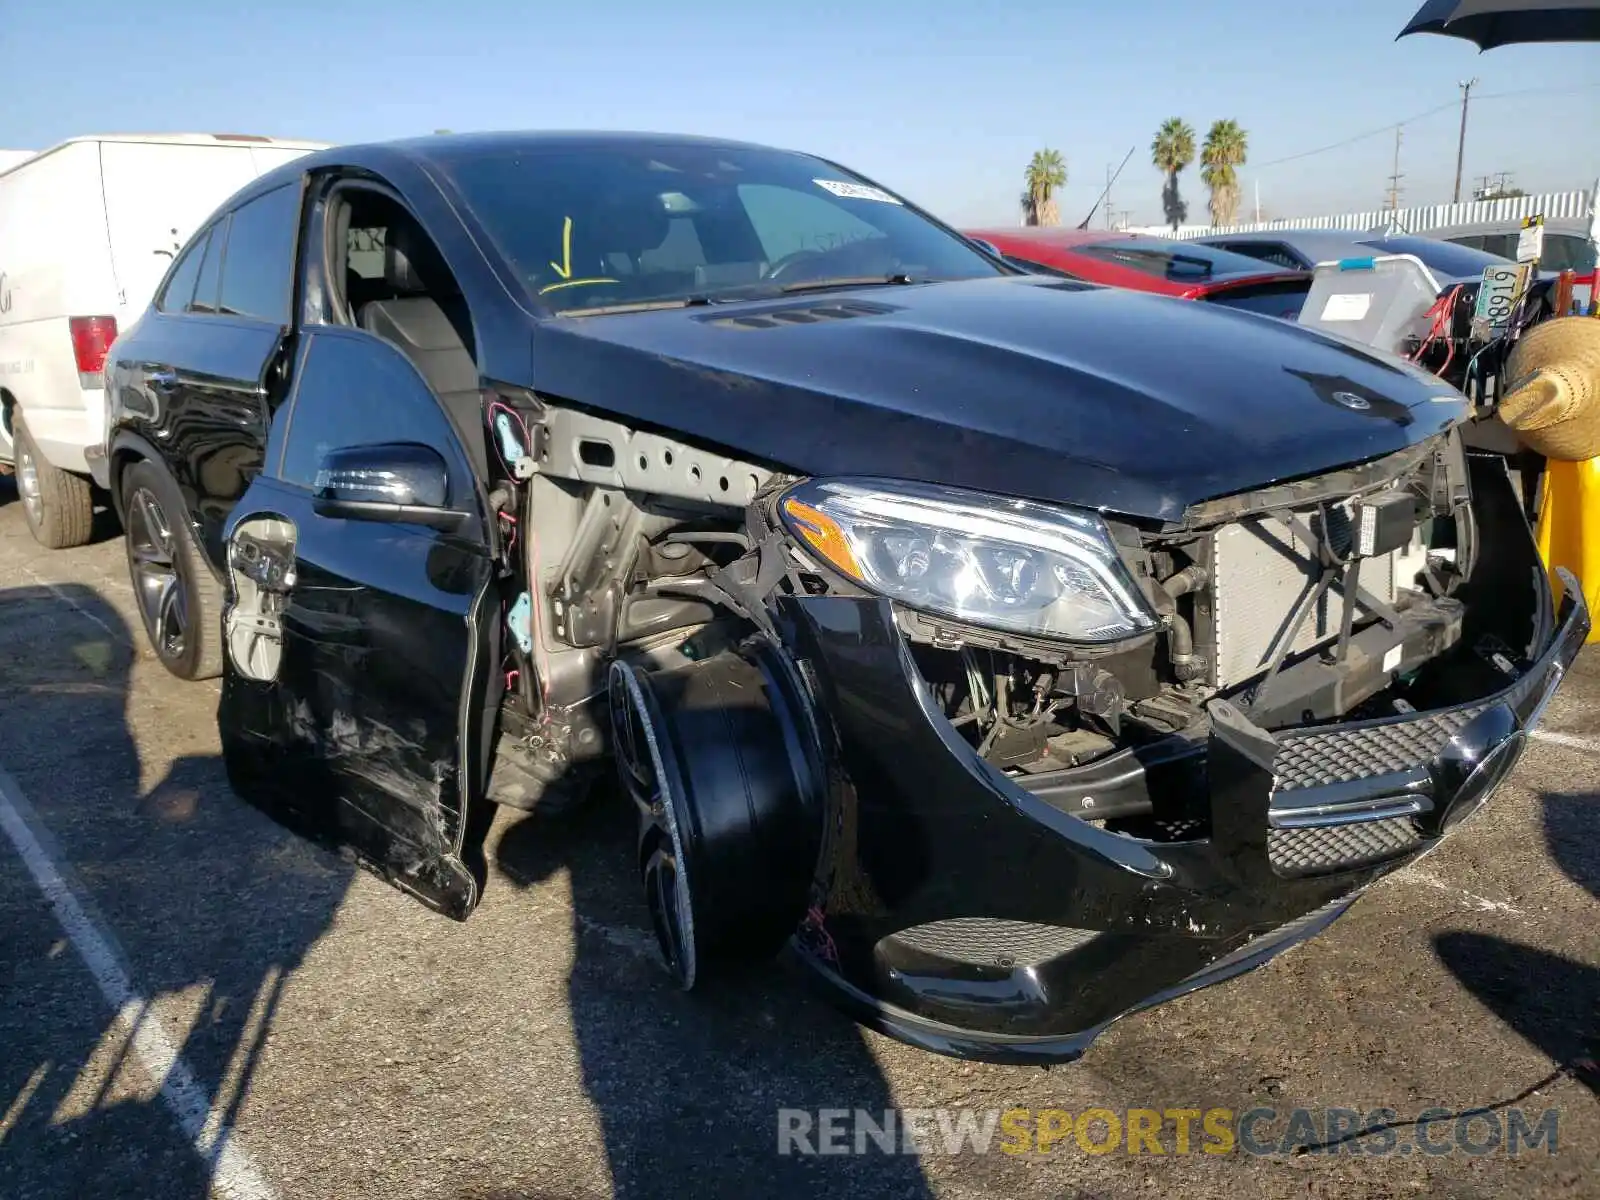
left=1542, top=234, right=1597, bottom=274
left=1481, top=234, right=1519, bottom=260
left=156, top=229, right=209, bottom=313
left=192, top=219, right=227, bottom=314
left=1224, top=242, right=1302, bottom=271
left=218, top=183, right=301, bottom=323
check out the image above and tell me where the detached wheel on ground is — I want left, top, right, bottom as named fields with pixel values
left=13, top=414, right=94, bottom=549
left=608, top=646, right=825, bottom=991
left=120, top=459, right=225, bottom=681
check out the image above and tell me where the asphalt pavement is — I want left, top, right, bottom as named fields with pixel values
left=0, top=475, right=1596, bottom=1200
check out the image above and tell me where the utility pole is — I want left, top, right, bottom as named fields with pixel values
left=1386, top=126, right=1404, bottom=213
left=1105, top=163, right=1113, bottom=230
left=1452, top=77, right=1478, bottom=204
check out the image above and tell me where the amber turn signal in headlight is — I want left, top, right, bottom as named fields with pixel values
left=779, top=478, right=1157, bottom=643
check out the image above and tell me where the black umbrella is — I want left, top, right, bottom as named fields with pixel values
left=1399, top=0, right=1600, bottom=48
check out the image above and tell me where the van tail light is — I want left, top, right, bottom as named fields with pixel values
left=69, top=316, right=117, bottom=387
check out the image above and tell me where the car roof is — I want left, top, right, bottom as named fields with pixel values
left=1200, top=226, right=1527, bottom=284
left=1423, top=216, right=1591, bottom=238
left=1198, top=228, right=1382, bottom=257
left=345, top=129, right=794, bottom=168
left=226, top=129, right=826, bottom=212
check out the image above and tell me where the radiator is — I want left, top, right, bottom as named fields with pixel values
left=1210, top=511, right=1398, bottom=689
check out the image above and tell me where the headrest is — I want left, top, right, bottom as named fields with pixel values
left=384, top=221, right=457, bottom=296
left=567, top=195, right=671, bottom=266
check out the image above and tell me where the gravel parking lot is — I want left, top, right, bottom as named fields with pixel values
left=0, top=476, right=1596, bottom=1200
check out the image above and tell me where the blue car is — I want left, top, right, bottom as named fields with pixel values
left=1193, top=228, right=1518, bottom=287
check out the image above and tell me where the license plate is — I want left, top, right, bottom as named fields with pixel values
left=1471, top=264, right=1529, bottom=338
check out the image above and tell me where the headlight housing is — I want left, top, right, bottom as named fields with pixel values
left=779, top=478, right=1157, bottom=643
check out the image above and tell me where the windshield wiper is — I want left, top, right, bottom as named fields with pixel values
left=562, top=295, right=720, bottom=317
left=779, top=273, right=919, bottom=294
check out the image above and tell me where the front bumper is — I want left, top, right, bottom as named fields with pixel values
left=778, top=459, right=1588, bottom=1064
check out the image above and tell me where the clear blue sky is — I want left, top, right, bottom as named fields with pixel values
left=4, top=0, right=1597, bottom=227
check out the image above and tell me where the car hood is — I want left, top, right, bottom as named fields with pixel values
left=523, top=275, right=1467, bottom=523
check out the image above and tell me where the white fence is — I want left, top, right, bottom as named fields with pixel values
left=1126, top=188, right=1596, bottom=240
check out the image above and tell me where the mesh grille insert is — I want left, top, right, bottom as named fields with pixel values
left=1269, top=816, right=1425, bottom=876
left=888, top=919, right=1100, bottom=967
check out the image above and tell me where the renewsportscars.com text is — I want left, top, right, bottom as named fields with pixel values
left=776, top=1105, right=1561, bottom=1157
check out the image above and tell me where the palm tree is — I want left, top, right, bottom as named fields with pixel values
left=1200, top=119, right=1249, bottom=227
left=1023, top=149, right=1066, bottom=226
left=1151, top=118, right=1196, bottom=233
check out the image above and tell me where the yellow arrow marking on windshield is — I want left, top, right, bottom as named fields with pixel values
left=550, top=216, right=575, bottom=279
left=540, top=215, right=619, bottom=294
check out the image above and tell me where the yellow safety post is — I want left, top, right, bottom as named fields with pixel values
left=1535, top=457, right=1600, bottom=644
left=1497, top=316, right=1600, bottom=641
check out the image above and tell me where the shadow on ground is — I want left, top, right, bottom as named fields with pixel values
left=1543, top=789, right=1600, bottom=903
left=1428, top=786, right=1600, bottom=1101
left=0, top=583, right=355, bottom=1198
left=494, top=795, right=935, bottom=1199
left=0, top=577, right=935, bottom=1198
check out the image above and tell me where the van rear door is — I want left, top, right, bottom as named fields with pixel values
left=97, top=141, right=312, bottom=318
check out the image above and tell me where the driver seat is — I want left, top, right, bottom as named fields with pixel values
left=357, top=224, right=485, bottom=470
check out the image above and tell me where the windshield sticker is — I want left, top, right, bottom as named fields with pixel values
left=1320, top=292, right=1371, bottom=322
left=813, top=179, right=903, bottom=205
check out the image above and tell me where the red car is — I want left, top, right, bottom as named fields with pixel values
left=964, top=227, right=1314, bottom=319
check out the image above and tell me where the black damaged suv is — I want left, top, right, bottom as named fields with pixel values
left=97, top=132, right=1587, bottom=1062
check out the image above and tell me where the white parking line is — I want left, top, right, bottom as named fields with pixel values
left=1399, top=869, right=1524, bottom=916
left=14, top=561, right=127, bottom=645
left=1529, top=728, right=1600, bottom=754
left=0, top=764, right=278, bottom=1200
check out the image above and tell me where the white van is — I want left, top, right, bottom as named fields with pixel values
left=0, top=133, right=328, bottom=546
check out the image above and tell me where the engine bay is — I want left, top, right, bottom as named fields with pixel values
left=483, top=389, right=1480, bottom=812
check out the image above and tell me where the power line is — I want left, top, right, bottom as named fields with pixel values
left=1252, top=83, right=1600, bottom=172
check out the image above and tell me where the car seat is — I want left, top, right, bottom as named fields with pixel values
left=356, top=222, right=485, bottom=473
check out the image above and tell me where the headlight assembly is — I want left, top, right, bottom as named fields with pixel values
left=778, top=478, right=1157, bottom=643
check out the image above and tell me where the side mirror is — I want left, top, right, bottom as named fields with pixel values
left=312, top=442, right=465, bottom=531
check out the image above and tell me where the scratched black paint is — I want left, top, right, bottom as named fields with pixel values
left=100, top=132, right=1585, bottom=1061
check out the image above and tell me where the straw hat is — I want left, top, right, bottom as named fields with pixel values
left=1497, top=316, right=1600, bottom=462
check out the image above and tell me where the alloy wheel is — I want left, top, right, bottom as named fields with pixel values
left=126, top=487, right=187, bottom=661
left=16, top=444, right=41, bottom=527
left=609, top=663, right=697, bottom=989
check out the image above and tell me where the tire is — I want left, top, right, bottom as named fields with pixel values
left=13, top=414, right=94, bottom=549
left=608, top=647, right=824, bottom=991
left=120, top=459, right=225, bottom=681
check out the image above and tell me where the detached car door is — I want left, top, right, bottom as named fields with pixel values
left=218, top=325, right=497, bottom=918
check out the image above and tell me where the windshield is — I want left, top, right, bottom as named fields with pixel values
left=434, top=142, right=1004, bottom=313
left=1356, top=235, right=1513, bottom=279
left=1070, top=237, right=1290, bottom=282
